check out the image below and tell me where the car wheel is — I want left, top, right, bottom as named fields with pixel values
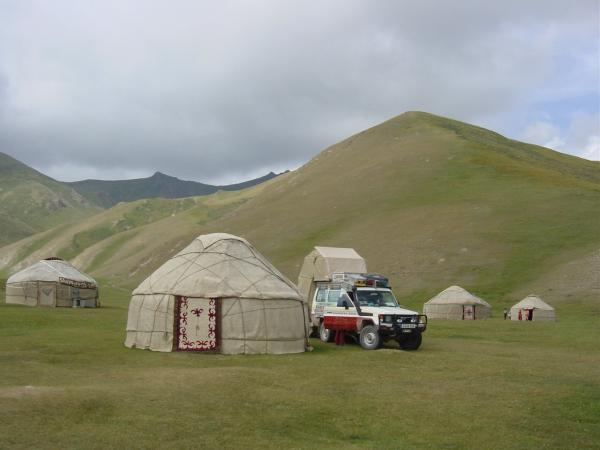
left=359, top=325, right=381, bottom=350
left=398, top=332, right=422, bottom=351
left=319, top=322, right=334, bottom=342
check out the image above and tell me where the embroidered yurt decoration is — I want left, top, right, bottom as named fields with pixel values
left=176, top=297, right=218, bottom=351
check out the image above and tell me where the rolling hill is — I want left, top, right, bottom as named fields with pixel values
left=67, top=170, right=281, bottom=208
left=0, top=152, right=99, bottom=246
left=2, top=112, right=599, bottom=308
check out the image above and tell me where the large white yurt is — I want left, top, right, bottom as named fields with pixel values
left=423, top=285, right=491, bottom=320
left=125, top=233, right=310, bottom=354
left=297, top=246, right=367, bottom=306
left=5, top=258, right=98, bottom=307
left=510, top=295, right=555, bottom=321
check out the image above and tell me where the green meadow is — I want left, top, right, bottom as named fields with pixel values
left=1, top=282, right=598, bottom=450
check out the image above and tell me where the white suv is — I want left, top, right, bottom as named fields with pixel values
left=311, top=273, right=427, bottom=350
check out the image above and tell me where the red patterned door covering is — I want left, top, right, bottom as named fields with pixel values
left=175, top=296, right=219, bottom=352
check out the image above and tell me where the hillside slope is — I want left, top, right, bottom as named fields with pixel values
left=218, top=112, right=600, bottom=305
left=0, top=180, right=274, bottom=281
left=0, top=152, right=98, bottom=246
left=67, top=170, right=281, bottom=207
left=2, top=112, right=599, bottom=308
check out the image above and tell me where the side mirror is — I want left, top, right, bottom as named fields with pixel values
left=343, top=300, right=349, bottom=310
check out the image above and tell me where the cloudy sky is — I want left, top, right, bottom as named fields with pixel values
left=0, top=1, right=598, bottom=183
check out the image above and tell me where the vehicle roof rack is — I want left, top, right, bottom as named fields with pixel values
left=331, top=272, right=390, bottom=288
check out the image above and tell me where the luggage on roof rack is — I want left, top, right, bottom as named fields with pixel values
left=331, top=272, right=390, bottom=288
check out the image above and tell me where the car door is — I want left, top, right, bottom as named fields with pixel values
left=324, top=290, right=359, bottom=331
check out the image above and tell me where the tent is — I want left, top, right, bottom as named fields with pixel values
left=125, top=233, right=310, bottom=354
left=297, top=246, right=366, bottom=307
left=423, top=285, right=491, bottom=320
left=510, top=295, right=555, bottom=321
left=5, top=258, right=98, bottom=307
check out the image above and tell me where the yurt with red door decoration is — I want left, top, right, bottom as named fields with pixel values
left=423, top=285, right=491, bottom=320
left=510, top=295, right=555, bottom=321
left=125, top=233, right=310, bottom=354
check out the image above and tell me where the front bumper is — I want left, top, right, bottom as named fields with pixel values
left=379, top=314, right=427, bottom=336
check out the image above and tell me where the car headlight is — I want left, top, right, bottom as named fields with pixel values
left=411, top=316, right=417, bottom=323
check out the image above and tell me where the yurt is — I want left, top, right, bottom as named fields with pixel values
left=5, top=258, right=98, bottom=307
left=423, top=285, right=491, bottom=320
left=297, top=246, right=366, bottom=306
left=510, top=295, right=555, bottom=321
left=125, top=233, right=310, bottom=354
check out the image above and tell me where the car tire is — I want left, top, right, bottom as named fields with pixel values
left=359, top=325, right=381, bottom=350
left=319, top=322, right=334, bottom=342
left=398, top=332, right=422, bottom=351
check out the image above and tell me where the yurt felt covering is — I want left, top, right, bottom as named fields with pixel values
left=510, top=295, right=556, bottom=321
left=297, top=246, right=366, bottom=307
left=6, top=259, right=98, bottom=307
left=125, top=233, right=310, bottom=354
left=423, top=285, right=491, bottom=320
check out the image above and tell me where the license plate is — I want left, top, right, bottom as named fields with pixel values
left=401, top=323, right=416, bottom=329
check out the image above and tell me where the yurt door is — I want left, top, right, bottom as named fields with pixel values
left=463, top=305, right=475, bottom=320
left=526, top=309, right=534, bottom=321
left=175, top=296, right=218, bottom=352
left=38, top=283, right=56, bottom=307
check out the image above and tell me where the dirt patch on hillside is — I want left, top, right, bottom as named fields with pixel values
left=514, top=248, right=600, bottom=302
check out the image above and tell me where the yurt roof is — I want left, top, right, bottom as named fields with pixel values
left=306, top=246, right=367, bottom=280
left=511, top=295, right=554, bottom=311
left=133, top=233, right=304, bottom=300
left=314, top=246, right=363, bottom=259
left=424, top=285, right=491, bottom=307
left=7, top=259, right=97, bottom=285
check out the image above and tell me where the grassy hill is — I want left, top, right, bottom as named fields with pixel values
left=0, top=181, right=273, bottom=281
left=191, top=111, right=600, bottom=307
left=0, top=152, right=99, bottom=246
left=2, top=112, right=599, bottom=309
left=67, top=170, right=281, bottom=208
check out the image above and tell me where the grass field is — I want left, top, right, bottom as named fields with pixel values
left=1, top=282, right=598, bottom=449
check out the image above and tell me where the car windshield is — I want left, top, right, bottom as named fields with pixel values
left=356, top=290, right=398, bottom=307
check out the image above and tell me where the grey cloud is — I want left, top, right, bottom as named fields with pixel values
left=0, top=0, right=597, bottom=182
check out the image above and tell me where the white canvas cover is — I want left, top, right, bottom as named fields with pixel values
left=423, top=285, right=491, bottom=320
left=297, top=246, right=367, bottom=306
left=510, top=295, right=555, bottom=321
left=5, top=259, right=98, bottom=307
left=125, top=233, right=310, bottom=354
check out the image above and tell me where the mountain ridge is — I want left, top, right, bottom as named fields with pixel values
left=66, top=169, right=283, bottom=207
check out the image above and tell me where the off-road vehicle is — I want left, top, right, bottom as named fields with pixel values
left=312, top=272, right=427, bottom=350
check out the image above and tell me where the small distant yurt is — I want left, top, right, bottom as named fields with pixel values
left=5, top=258, right=98, bottom=307
left=125, top=233, right=310, bottom=354
left=297, top=246, right=367, bottom=306
left=510, top=295, right=555, bottom=321
left=423, top=285, right=491, bottom=320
